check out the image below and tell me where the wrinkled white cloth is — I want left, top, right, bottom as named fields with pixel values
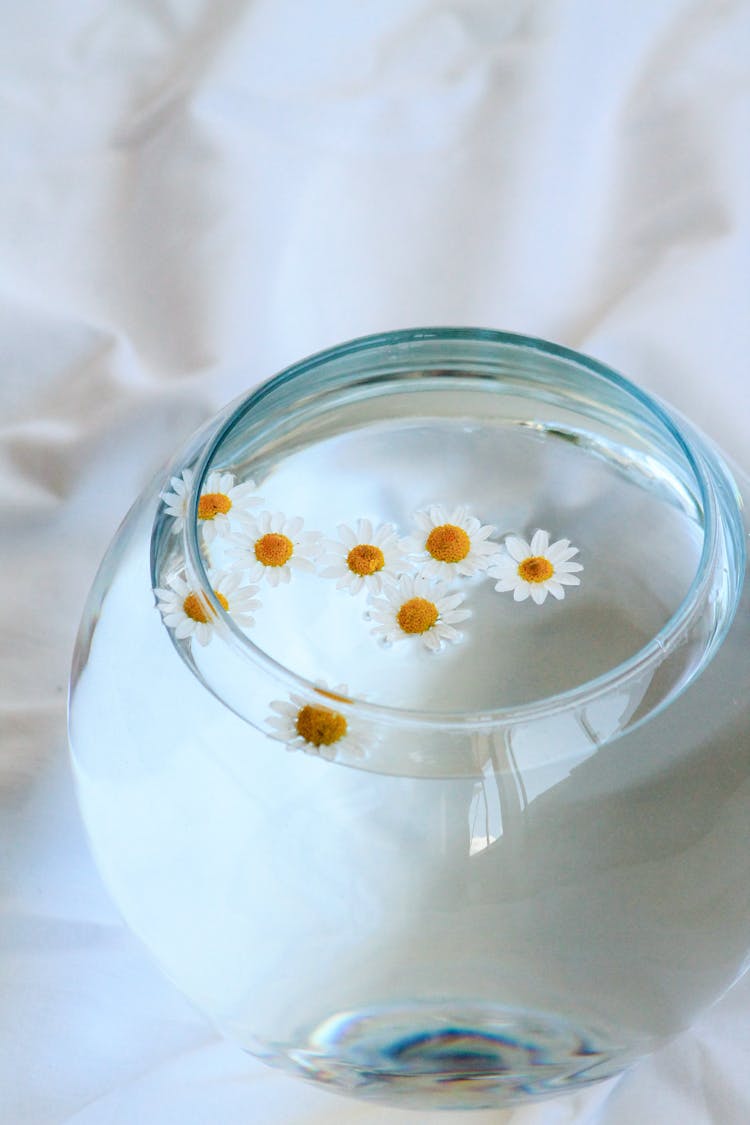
left=1, top=1, right=749, bottom=1122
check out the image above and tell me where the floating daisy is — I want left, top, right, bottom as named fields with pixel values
left=488, top=529, right=583, bottom=605
left=266, top=683, right=366, bottom=761
left=155, top=570, right=261, bottom=646
left=319, top=519, right=410, bottom=595
left=160, top=468, right=262, bottom=541
left=160, top=468, right=195, bottom=532
left=367, top=574, right=470, bottom=652
left=226, top=511, right=322, bottom=586
left=406, top=505, right=502, bottom=579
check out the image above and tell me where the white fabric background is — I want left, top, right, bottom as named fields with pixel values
left=1, top=1, right=748, bottom=1121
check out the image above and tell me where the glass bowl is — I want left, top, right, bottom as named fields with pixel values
left=68, top=329, right=750, bottom=1111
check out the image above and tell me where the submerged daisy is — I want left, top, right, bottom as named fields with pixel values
left=160, top=468, right=262, bottom=541
left=489, top=530, right=583, bottom=605
left=319, top=519, right=410, bottom=595
left=266, top=683, right=366, bottom=761
left=367, top=574, right=470, bottom=652
left=406, top=505, right=502, bottom=579
left=226, top=512, right=322, bottom=586
left=155, top=570, right=261, bottom=646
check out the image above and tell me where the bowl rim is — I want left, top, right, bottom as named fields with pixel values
left=181, top=326, right=742, bottom=733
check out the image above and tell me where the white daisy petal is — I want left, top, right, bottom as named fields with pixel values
left=492, top=577, right=516, bottom=593
left=320, top=563, right=344, bottom=578
left=162, top=567, right=257, bottom=644
left=160, top=467, right=263, bottom=542
left=339, top=524, right=358, bottom=547
left=174, top=618, right=195, bottom=639
left=490, top=530, right=583, bottom=607
left=407, top=504, right=501, bottom=580
left=224, top=512, right=322, bottom=585
left=488, top=557, right=516, bottom=579
left=160, top=468, right=194, bottom=531
left=194, top=624, right=213, bottom=646
left=504, top=536, right=530, bottom=563
left=530, top=529, right=550, bottom=555
left=288, top=556, right=316, bottom=573
left=366, top=574, right=469, bottom=652
left=547, top=541, right=578, bottom=564
left=437, top=624, right=462, bottom=642
left=442, top=607, right=472, bottom=624
left=265, top=681, right=368, bottom=761
left=319, top=519, right=411, bottom=596
left=210, top=570, right=262, bottom=630
left=195, top=473, right=264, bottom=542
left=440, top=592, right=466, bottom=612
left=156, top=572, right=220, bottom=646
left=217, top=571, right=241, bottom=596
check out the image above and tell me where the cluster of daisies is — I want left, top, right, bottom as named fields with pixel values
left=154, top=467, right=583, bottom=759
left=155, top=468, right=583, bottom=648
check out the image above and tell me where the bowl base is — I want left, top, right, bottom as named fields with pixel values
left=249, top=1001, right=638, bottom=1110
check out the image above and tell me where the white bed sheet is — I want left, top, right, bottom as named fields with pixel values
left=1, top=2, right=748, bottom=1121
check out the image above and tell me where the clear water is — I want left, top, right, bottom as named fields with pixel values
left=70, top=405, right=750, bottom=1111
left=202, top=416, right=703, bottom=712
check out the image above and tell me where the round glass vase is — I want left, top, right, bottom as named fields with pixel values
left=69, top=329, right=750, bottom=1112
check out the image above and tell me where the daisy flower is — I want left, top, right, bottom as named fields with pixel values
left=319, top=518, right=411, bottom=595
left=367, top=574, right=471, bottom=652
left=488, top=529, right=583, bottom=605
left=406, top=505, right=502, bottom=579
left=226, top=511, right=322, bottom=586
left=155, top=570, right=261, bottom=646
left=266, top=683, right=366, bottom=761
left=160, top=468, right=262, bottom=542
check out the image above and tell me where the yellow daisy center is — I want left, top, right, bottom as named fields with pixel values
left=183, top=590, right=228, bottom=622
left=347, top=543, right=385, bottom=576
left=397, top=596, right=439, bottom=634
left=518, top=556, right=554, bottom=584
left=198, top=492, right=232, bottom=520
left=255, top=532, right=294, bottom=568
left=425, top=523, right=471, bottom=564
left=295, top=704, right=347, bottom=747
